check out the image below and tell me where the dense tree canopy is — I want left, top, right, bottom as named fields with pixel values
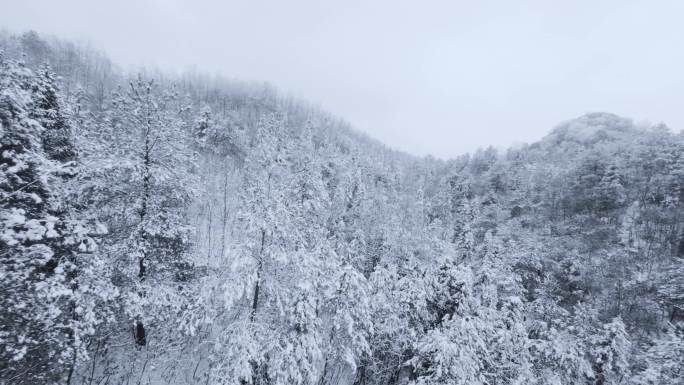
left=1, top=31, right=682, bottom=385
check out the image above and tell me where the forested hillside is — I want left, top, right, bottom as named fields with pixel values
left=1, top=31, right=682, bottom=385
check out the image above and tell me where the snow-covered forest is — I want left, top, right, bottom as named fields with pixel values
left=1, top=31, right=683, bottom=385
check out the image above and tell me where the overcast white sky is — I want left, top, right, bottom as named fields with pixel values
left=1, top=0, right=683, bottom=158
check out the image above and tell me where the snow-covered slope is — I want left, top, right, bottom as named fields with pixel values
left=1, top=31, right=683, bottom=385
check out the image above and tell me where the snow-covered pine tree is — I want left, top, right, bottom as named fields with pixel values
left=31, top=63, right=76, bottom=163
left=589, top=317, right=631, bottom=385
left=108, top=77, right=198, bottom=349
left=0, top=55, right=96, bottom=385
left=210, top=112, right=291, bottom=385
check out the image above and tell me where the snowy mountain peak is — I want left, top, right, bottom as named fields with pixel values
left=544, top=112, right=638, bottom=146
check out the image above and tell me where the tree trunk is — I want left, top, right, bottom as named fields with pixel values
left=134, top=106, right=152, bottom=347
left=206, top=201, right=213, bottom=260
left=220, top=170, right=230, bottom=259
left=250, top=229, right=266, bottom=322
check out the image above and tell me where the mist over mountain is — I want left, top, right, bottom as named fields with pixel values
left=1, top=31, right=683, bottom=385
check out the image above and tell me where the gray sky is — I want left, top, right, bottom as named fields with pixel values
left=2, top=0, right=683, bottom=158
